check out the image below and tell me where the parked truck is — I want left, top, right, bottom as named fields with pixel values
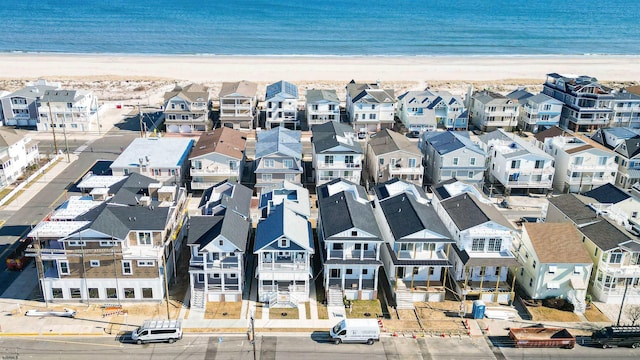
left=330, top=319, right=380, bottom=345
left=591, top=326, right=640, bottom=349
left=508, top=327, right=575, bottom=349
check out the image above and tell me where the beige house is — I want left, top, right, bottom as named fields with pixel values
left=366, top=129, right=423, bottom=187
left=189, top=127, right=246, bottom=190
left=218, top=81, right=258, bottom=130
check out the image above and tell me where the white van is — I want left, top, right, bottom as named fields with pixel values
left=131, top=320, right=182, bottom=344
left=329, top=319, right=380, bottom=345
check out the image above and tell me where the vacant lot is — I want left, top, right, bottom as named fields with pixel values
left=205, top=301, right=243, bottom=319
left=348, top=300, right=382, bottom=319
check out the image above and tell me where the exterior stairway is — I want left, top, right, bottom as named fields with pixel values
left=191, top=288, right=205, bottom=309
left=568, top=290, right=586, bottom=313
left=327, top=288, right=344, bottom=307
left=395, top=290, right=415, bottom=310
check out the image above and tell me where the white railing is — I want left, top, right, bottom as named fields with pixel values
left=316, top=162, right=361, bottom=169
left=259, top=262, right=307, bottom=271
left=390, top=166, right=423, bottom=175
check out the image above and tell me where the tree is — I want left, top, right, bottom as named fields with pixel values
left=625, top=305, right=640, bottom=326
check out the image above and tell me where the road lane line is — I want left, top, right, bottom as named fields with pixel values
left=26, top=337, right=123, bottom=348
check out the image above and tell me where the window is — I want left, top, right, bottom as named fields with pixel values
left=52, top=288, right=63, bottom=299
left=470, top=157, right=476, bottom=166
left=594, top=248, right=598, bottom=257
left=100, top=240, right=117, bottom=247
left=351, top=231, right=358, bottom=237
left=280, top=239, right=289, bottom=248
left=192, top=160, right=202, bottom=170
left=59, top=261, right=70, bottom=275
left=264, top=159, right=275, bottom=168
left=138, top=232, right=152, bottom=245
left=153, top=169, right=161, bottom=176
left=346, top=269, right=353, bottom=275
left=89, top=288, right=99, bottom=299
left=369, top=114, right=376, bottom=120
left=529, top=278, right=533, bottom=287
left=330, top=269, right=341, bottom=278
left=70, top=288, right=81, bottom=299
left=283, top=159, right=293, bottom=168
left=520, top=268, right=524, bottom=277
left=285, top=174, right=296, bottom=182
left=453, top=157, right=459, bottom=165
left=413, top=267, right=419, bottom=275
left=428, top=268, right=434, bottom=275
left=106, top=288, right=117, bottom=299
left=90, top=260, right=100, bottom=267
left=345, top=155, right=354, bottom=164
left=229, top=161, right=237, bottom=171
left=362, top=269, right=368, bottom=275
left=632, top=212, right=638, bottom=218
left=379, top=158, right=384, bottom=165
left=68, top=241, right=86, bottom=246
left=229, top=273, right=237, bottom=278
left=598, top=156, right=607, bottom=166
left=408, top=158, right=417, bottom=168
left=495, top=267, right=500, bottom=276
left=532, top=260, right=537, bottom=269
left=511, top=160, right=520, bottom=169
left=468, top=171, right=474, bottom=178
left=534, top=160, right=544, bottom=169
left=124, top=288, right=135, bottom=299
left=333, top=243, right=343, bottom=250
left=487, top=238, right=502, bottom=252
left=471, top=238, right=485, bottom=252
left=262, top=174, right=272, bottom=182
left=122, top=261, right=133, bottom=275
left=213, top=273, right=220, bottom=278
left=609, top=251, right=623, bottom=264
left=219, top=239, right=224, bottom=246
left=140, top=288, right=152, bottom=299
left=137, top=260, right=154, bottom=267
left=573, top=157, right=583, bottom=165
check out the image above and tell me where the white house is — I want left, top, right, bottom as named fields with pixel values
left=36, top=89, right=99, bottom=133
left=516, top=223, right=592, bottom=313
left=515, top=93, right=563, bottom=133
left=590, top=127, right=640, bottom=189
left=188, top=127, right=246, bottom=190
left=611, top=90, right=640, bottom=129
left=163, top=84, right=210, bottom=134
left=306, top=89, right=340, bottom=126
left=311, top=121, right=363, bottom=186
left=1, top=79, right=60, bottom=127
left=0, top=128, right=40, bottom=189
left=419, top=131, right=487, bottom=185
left=478, top=129, right=555, bottom=195
left=583, top=183, right=640, bottom=240
left=265, top=80, right=299, bottom=129
left=469, top=90, right=519, bottom=132
left=218, top=80, right=258, bottom=130
left=397, top=90, right=466, bottom=132
left=345, top=80, right=395, bottom=133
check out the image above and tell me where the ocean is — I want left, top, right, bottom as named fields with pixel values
left=1, top=0, right=639, bottom=56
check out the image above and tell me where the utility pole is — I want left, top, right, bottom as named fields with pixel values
left=47, top=102, right=59, bottom=157
left=138, top=103, right=145, bottom=138
left=617, top=277, right=631, bottom=326
left=62, top=113, right=70, bottom=162
left=96, top=99, right=101, bottom=135
left=250, top=314, right=256, bottom=360
left=163, top=248, right=171, bottom=320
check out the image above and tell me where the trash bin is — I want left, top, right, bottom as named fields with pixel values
left=472, top=300, right=486, bottom=319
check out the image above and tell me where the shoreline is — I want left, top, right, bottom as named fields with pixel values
left=1, top=53, right=640, bottom=83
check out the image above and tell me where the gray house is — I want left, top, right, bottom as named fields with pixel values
left=311, top=121, right=363, bottom=186
left=0, top=79, right=60, bottom=127
left=163, top=83, right=210, bottom=134
left=254, top=127, right=303, bottom=194
left=419, top=131, right=487, bottom=185
left=306, top=89, right=340, bottom=126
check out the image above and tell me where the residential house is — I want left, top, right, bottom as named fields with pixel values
left=469, top=90, right=518, bottom=132
left=30, top=173, right=188, bottom=302
left=0, top=128, right=40, bottom=189
left=373, top=179, right=455, bottom=307
left=397, top=90, right=467, bottom=132
left=311, top=121, right=363, bottom=186
left=505, top=88, right=533, bottom=103
left=254, top=127, right=303, bottom=194
left=366, top=129, right=423, bottom=187
left=532, top=126, right=568, bottom=150
left=345, top=80, right=395, bottom=133
left=610, top=90, right=640, bottom=129
left=317, top=179, right=382, bottom=303
left=547, top=194, right=640, bottom=304
left=590, top=127, right=640, bottom=188
left=478, top=129, right=555, bottom=195
left=110, top=137, right=194, bottom=185
left=431, top=180, right=519, bottom=303
left=542, top=73, right=614, bottom=132
left=514, top=93, right=563, bottom=133
left=254, top=188, right=313, bottom=307
left=306, top=89, right=340, bottom=126
left=187, top=181, right=251, bottom=306
left=218, top=80, right=258, bottom=130
left=516, top=223, right=592, bottom=313
left=37, top=89, right=100, bottom=132
left=419, top=131, right=487, bottom=185
left=188, top=127, right=246, bottom=190
left=255, top=180, right=310, bottom=222
left=542, top=133, right=617, bottom=193
left=265, top=80, right=299, bottom=129
left=163, top=84, right=210, bottom=133
left=583, top=183, right=640, bottom=237
left=0, top=79, right=60, bottom=127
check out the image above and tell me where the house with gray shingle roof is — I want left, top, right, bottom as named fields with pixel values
left=372, top=179, right=455, bottom=307
left=306, top=89, right=340, bottom=126
left=419, top=130, right=487, bottom=185
left=397, top=90, right=467, bottom=132
left=0, top=127, right=39, bottom=189
left=219, top=80, right=258, bottom=130
left=254, top=127, right=303, bottom=194
left=590, top=127, right=640, bottom=188
left=0, top=79, right=60, bottom=127
left=611, top=89, right=640, bottom=129
left=29, top=172, right=188, bottom=303
left=36, top=88, right=99, bottom=133
left=366, top=128, right=423, bottom=187
left=311, top=121, right=363, bottom=185
left=187, top=180, right=251, bottom=306
left=265, top=80, right=299, bottom=129
left=515, top=92, right=563, bottom=133
left=431, top=180, right=519, bottom=303
left=469, top=90, right=519, bottom=132
left=345, top=80, right=395, bottom=133
left=163, top=83, right=210, bottom=133
left=478, top=129, right=555, bottom=195
left=317, top=179, right=382, bottom=303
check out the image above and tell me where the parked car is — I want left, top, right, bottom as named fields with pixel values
left=131, top=320, right=183, bottom=345
left=330, top=319, right=380, bottom=345
left=406, top=130, right=420, bottom=138
left=591, top=326, right=640, bottom=349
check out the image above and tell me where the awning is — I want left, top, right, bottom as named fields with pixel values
left=570, top=277, right=587, bottom=290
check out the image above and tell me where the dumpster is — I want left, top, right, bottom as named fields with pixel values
left=472, top=300, right=486, bottom=319
left=509, top=327, right=575, bottom=349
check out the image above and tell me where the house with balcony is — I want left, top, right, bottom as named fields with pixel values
left=419, top=131, right=487, bottom=185
left=542, top=133, right=617, bottom=193
left=306, top=89, right=340, bottom=126
left=542, top=73, right=614, bottom=132
left=163, top=83, right=210, bottom=133
left=478, top=129, right=555, bottom=195
left=311, top=121, right=363, bottom=186
left=373, top=179, right=454, bottom=307
left=469, top=90, right=519, bottom=132
left=110, top=137, right=194, bottom=185
left=254, top=127, right=303, bottom=194
left=36, top=89, right=100, bottom=133
left=188, top=127, right=246, bottom=190
left=317, top=179, right=382, bottom=304
left=514, top=93, right=563, bottom=133
left=254, top=197, right=313, bottom=307
left=218, top=80, right=258, bottom=130
left=0, top=79, right=60, bottom=127
left=431, top=180, right=519, bottom=303
left=547, top=194, right=640, bottom=304
left=366, top=128, right=423, bottom=187
left=265, top=80, right=299, bottom=129
left=345, top=80, right=395, bottom=133
left=187, top=181, right=251, bottom=306
left=0, top=128, right=40, bottom=190
left=583, top=183, right=640, bottom=237
left=516, top=223, right=592, bottom=313
left=610, top=90, right=640, bottom=129
left=30, top=172, right=187, bottom=302
left=590, top=127, right=640, bottom=188
left=397, top=90, right=467, bottom=132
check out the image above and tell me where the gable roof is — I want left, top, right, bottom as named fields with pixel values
left=581, top=219, right=634, bottom=251
left=189, top=127, right=246, bottom=160
left=0, top=127, right=30, bottom=148
left=548, top=194, right=598, bottom=226
left=311, top=121, right=363, bottom=154
left=534, top=126, right=567, bottom=143
left=219, top=80, right=257, bottom=98
left=255, top=127, right=302, bottom=159
left=440, top=193, right=514, bottom=231
left=41, top=89, right=89, bottom=103
left=163, top=83, right=209, bottom=103
left=346, top=81, right=395, bottom=104
left=524, top=223, right=591, bottom=264
left=379, top=192, right=452, bottom=242
left=199, top=180, right=252, bottom=217
left=472, top=90, right=513, bottom=105
left=317, top=183, right=382, bottom=240
left=81, top=203, right=170, bottom=240
left=368, top=129, right=422, bottom=156
left=186, top=215, right=224, bottom=249
left=266, top=80, right=298, bottom=100
left=616, top=138, right=640, bottom=159
left=254, top=204, right=313, bottom=252
left=583, top=183, right=631, bottom=204
left=108, top=173, right=159, bottom=206
left=306, top=89, right=339, bottom=104
left=422, top=131, right=485, bottom=156
left=506, top=88, right=533, bottom=102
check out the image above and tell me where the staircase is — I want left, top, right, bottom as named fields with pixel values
left=327, top=288, right=344, bottom=307
left=269, top=291, right=299, bottom=308
left=568, top=290, right=586, bottom=314
left=395, top=290, right=414, bottom=310
left=191, top=288, right=205, bottom=309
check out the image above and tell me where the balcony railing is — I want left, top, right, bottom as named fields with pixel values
left=598, top=262, right=640, bottom=277
left=390, top=166, right=423, bottom=175
left=316, top=162, right=361, bottom=169
left=191, top=168, right=239, bottom=176
left=327, top=249, right=377, bottom=261
left=259, top=261, right=307, bottom=271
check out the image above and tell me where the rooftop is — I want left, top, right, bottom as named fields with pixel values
left=110, top=137, right=194, bottom=170
left=523, top=223, right=592, bottom=264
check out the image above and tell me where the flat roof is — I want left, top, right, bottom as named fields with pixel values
left=110, top=137, right=193, bottom=170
